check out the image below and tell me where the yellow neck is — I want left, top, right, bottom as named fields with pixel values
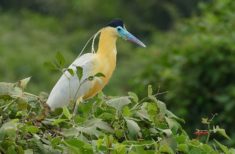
left=83, top=27, right=118, bottom=99
left=97, top=27, right=118, bottom=57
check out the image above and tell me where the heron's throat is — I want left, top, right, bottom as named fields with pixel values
left=97, top=28, right=117, bottom=56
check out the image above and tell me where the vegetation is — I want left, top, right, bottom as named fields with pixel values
left=0, top=78, right=234, bottom=153
left=130, top=0, right=235, bottom=145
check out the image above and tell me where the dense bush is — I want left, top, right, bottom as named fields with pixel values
left=131, top=0, right=235, bottom=144
left=0, top=78, right=233, bottom=153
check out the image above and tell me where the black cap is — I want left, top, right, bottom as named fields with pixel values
left=107, top=19, right=124, bottom=28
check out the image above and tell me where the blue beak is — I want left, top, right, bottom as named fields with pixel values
left=117, top=26, right=146, bottom=47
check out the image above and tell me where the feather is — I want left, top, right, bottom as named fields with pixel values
left=47, top=53, right=97, bottom=110
left=47, top=27, right=119, bottom=110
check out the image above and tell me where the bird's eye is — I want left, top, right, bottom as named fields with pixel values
left=117, top=27, right=121, bottom=31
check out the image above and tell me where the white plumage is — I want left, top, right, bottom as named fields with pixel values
left=46, top=20, right=146, bottom=111
left=47, top=53, right=98, bottom=110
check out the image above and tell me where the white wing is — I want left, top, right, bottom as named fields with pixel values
left=47, top=53, right=97, bottom=110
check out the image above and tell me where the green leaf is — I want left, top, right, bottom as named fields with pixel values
left=176, top=134, right=188, bottom=144
left=17, top=99, right=28, bottom=110
left=7, top=145, right=17, bottom=154
left=29, top=137, right=48, bottom=154
left=51, top=137, right=62, bottom=148
left=201, top=117, right=209, bottom=124
left=67, top=68, right=74, bottom=76
left=64, top=138, right=88, bottom=154
left=148, top=85, right=153, bottom=96
left=166, top=110, right=185, bottom=123
left=161, top=129, right=173, bottom=136
left=125, top=118, right=141, bottom=137
left=229, top=149, right=235, bottom=154
left=25, top=126, right=39, bottom=134
left=62, top=128, right=79, bottom=137
left=0, top=82, right=23, bottom=98
left=159, top=144, right=174, bottom=154
left=136, top=105, right=150, bottom=121
left=24, top=149, right=33, bottom=154
left=95, top=120, right=114, bottom=133
left=98, top=112, right=114, bottom=121
left=106, top=96, right=131, bottom=111
left=165, top=117, right=181, bottom=131
left=122, top=106, right=131, bottom=117
left=44, top=61, right=58, bottom=71
left=155, top=100, right=167, bottom=114
left=76, top=66, right=83, bottom=81
left=147, top=102, right=158, bottom=116
left=115, top=129, right=124, bottom=139
left=0, top=119, right=18, bottom=132
left=76, top=126, right=102, bottom=137
left=104, top=135, right=114, bottom=150
left=55, top=52, right=65, bottom=67
left=114, top=143, right=126, bottom=154
left=128, top=92, right=139, bottom=103
left=83, top=118, right=114, bottom=133
left=78, top=134, right=89, bottom=143
left=0, top=119, right=19, bottom=140
left=63, top=107, right=72, bottom=120
left=52, top=118, right=67, bottom=125
left=16, top=111, right=27, bottom=117
left=178, top=144, right=189, bottom=153
left=213, top=125, right=230, bottom=140
left=214, top=139, right=229, bottom=153
left=94, top=72, right=105, bottom=78
left=17, top=77, right=31, bottom=89
left=88, top=76, right=94, bottom=81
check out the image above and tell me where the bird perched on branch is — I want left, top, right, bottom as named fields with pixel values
left=46, top=19, right=146, bottom=111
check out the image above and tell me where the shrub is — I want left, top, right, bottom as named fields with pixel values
left=131, top=0, right=235, bottom=145
left=0, top=78, right=233, bottom=153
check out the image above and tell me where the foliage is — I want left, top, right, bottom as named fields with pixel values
left=130, top=0, right=235, bottom=145
left=0, top=0, right=206, bottom=33
left=0, top=78, right=234, bottom=153
left=0, top=11, right=77, bottom=93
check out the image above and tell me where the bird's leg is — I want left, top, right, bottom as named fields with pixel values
left=73, top=97, right=83, bottom=116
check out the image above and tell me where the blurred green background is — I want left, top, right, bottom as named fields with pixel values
left=0, top=0, right=234, bottom=145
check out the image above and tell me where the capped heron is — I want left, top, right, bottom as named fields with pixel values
left=47, top=19, right=146, bottom=111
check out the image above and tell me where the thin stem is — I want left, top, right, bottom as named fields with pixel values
left=206, top=123, right=211, bottom=144
left=2, top=99, right=16, bottom=111
left=73, top=99, right=81, bottom=116
left=206, top=113, right=217, bottom=143
left=130, top=91, right=168, bottom=111
left=139, top=91, right=168, bottom=104
left=125, top=140, right=158, bottom=147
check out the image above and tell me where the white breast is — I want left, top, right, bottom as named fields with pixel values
left=46, top=53, right=98, bottom=110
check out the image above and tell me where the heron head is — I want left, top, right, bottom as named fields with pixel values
left=106, top=19, right=146, bottom=47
